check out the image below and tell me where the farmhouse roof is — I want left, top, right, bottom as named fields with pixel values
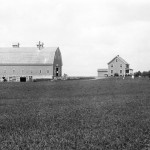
left=0, top=47, right=62, bottom=65
left=107, top=55, right=129, bottom=65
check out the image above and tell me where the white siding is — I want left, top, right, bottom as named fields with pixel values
left=108, top=58, right=126, bottom=76
left=0, top=65, right=53, bottom=80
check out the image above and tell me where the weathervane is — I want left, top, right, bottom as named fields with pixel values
left=37, top=41, right=44, bottom=50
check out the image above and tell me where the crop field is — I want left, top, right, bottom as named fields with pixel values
left=0, top=78, right=150, bottom=150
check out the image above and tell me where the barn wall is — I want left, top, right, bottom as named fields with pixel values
left=0, top=65, right=53, bottom=81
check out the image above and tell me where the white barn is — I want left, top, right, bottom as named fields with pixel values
left=0, top=45, right=63, bottom=82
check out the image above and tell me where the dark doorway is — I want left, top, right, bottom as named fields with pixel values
left=20, top=77, right=26, bottom=82
left=2, top=77, right=7, bottom=82
left=56, top=67, right=59, bottom=77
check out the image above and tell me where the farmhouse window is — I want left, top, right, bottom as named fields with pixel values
left=120, top=70, right=122, bottom=74
left=126, top=64, right=129, bottom=68
left=111, top=64, right=113, bottom=67
left=120, top=64, right=122, bottom=67
left=111, top=70, right=113, bottom=73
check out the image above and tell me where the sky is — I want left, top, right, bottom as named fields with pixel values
left=0, top=0, right=150, bottom=76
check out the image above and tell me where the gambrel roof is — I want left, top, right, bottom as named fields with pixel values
left=0, top=47, right=62, bottom=66
left=107, top=55, right=129, bottom=65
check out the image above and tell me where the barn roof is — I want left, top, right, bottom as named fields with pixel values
left=107, top=55, right=129, bottom=65
left=0, top=47, right=61, bottom=65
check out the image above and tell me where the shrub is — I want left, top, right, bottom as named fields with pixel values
left=114, top=73, right=119, bottom=77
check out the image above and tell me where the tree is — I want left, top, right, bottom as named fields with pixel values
left=148, top=71, right=150, bottom=79
left=114, top=73, right=119, bottom=77
left=134, top=71, right=141, bottom=77
left=142, top=71, right=148, bottom=77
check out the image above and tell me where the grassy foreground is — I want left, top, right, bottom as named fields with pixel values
left=0, top=78, right=150, bottom=150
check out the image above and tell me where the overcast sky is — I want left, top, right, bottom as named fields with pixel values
left=0, top=0, right=150, bottom=76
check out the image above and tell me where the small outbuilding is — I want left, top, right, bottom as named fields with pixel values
left=97, top=69, right=108, bottom=77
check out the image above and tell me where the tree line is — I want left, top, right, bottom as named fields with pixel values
left=134, top=71, right=150, bottom=78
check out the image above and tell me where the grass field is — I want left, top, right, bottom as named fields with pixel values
left=0, top=78, right=150, bottom=150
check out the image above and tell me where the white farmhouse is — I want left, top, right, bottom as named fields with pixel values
left=97, top=55, right=133, bottom=77
left=108, top=55, right=133, bottom=76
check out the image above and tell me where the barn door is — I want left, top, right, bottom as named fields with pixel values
left=56, top=67, right=59, bottom=77
left=54, top=66, right=61, bottom=77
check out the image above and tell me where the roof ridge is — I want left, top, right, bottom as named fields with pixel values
left=108, top=55, right=129, bottom=64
